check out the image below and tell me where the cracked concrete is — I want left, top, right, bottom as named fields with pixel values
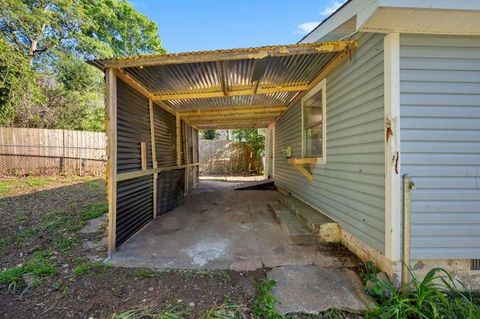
left=109, top=181, right=358, bottom=271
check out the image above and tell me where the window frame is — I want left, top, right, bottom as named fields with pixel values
left=301, top=78, right=327, bottom=164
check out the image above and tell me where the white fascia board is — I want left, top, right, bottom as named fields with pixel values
left=378, top=0, right=480, bottom=11
left=300, top=0, right=378, bottom=43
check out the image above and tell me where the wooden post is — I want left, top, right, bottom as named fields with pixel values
left=149, top=99, right=158, bottom=219
left=176, top=113, right=181, bottom=166
left=140, top=142, right=147, bottom=171
left=105, top=68, right=117, bottom=258
left=183, top=123, right=189, bottom=193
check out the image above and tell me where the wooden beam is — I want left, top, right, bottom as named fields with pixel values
left=140, top=142, right=147, bottom=171
left=102, top=41, right=355, bottom=68
left=105, top=68, right=117, bottom=257
left=116, top=163, right=200, bottom=182
left=186, top=112, right=280, bottom=123
left=286, top=46, right=357, bottom=110
left=291, top=163, right=314, bottom=183
left=150, top=84, right=308, bottom=101
left=179, top=106, right=287, bottom=117
left=114, top=69, right=151, bottom=98
left=149, top=99, right=158, bottom=219
left=217, top=61, right=228, bottom=96
left=288, top=157, right=323, bottom=165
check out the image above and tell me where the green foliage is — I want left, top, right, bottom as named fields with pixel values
left=133, top=268, right=157, bottom=278
left=253, top=279, right=282, bottom=319
left=0, top=250, right=57, bottom=289
left=364, top=266, right=480, bottom=319
left=0, top=0, right=166, bottom=130
left=54, top=236, right=79, bottom=251
left=231, top=129, right=265, bottom=157
left=73, top=261, right=110, bottom=276
left=81, top=202, right=108, bottom=220
left=202, top=129, right=220, bottom=140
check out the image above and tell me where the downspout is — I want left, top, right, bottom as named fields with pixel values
left=402, top=174, right=415, bottom=285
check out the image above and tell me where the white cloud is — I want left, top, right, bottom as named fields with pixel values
left=320, top=1, right=345, bottom=16
left=297, top=21, right=320, bottom=34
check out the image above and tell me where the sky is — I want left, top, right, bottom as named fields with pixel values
left=130, top=0, right=346, bottom=53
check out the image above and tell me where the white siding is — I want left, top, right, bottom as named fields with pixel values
left=400, top=34, right=480, bottom=260
left=275, top=33, right=386, bottom=252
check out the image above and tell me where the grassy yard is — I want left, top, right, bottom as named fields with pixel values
left=1, top=176, right=478, bottom=319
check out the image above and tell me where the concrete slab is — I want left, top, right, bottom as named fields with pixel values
left=109, top=181, right=359, bottom=271
left=267, top=265, right=367, bottom=315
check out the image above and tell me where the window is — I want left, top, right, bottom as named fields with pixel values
left=302, top=79, right=326, bottom=162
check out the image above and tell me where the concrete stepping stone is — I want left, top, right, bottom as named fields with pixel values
left=267, top=265, right=367, bottom=315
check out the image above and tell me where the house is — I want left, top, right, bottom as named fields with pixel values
left=91, top=0, right=480, bottom=288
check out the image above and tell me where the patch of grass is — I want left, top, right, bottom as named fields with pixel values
left=81, top=202, right=107, bottom=220
left=253, top=279, right=282, bottom=319
left=133, top=268, right=157, bottom=278
left=73, top=261, right=110, bottom=276
left=112, top=304, right=187, bottom=319
left=24, top=177, right=51, bottom=188
left=0, top=180, right=12, bottom=194
left=15, top=212, right=29, bottom=222
left=363, top=266, right=480, bottom=319
left=87, top=179, right=103, bottom=189
left=16, top=227, right=39, bottom=244
left=54, top=236, right=79, bottom=251
left=285, top=309, right=358, bottom=319
left=200, top=302, right=246, bottom=319
left=0, top=250, right=57, bottom=289
left=0, top=238, right=9, bottom=249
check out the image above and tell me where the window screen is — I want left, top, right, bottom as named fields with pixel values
left=303, top=89, right=324, bottom=157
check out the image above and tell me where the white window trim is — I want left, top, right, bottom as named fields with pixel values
left=301, top=78, right=327, bottom=164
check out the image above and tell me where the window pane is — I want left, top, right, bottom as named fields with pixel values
left=303, top=89, right=323, bottom=157
left=305, top=124, right=323, bottom=157
left=304, top=90, right=323, bottom=129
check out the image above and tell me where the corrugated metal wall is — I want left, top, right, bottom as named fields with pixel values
left=117, top=79, right=152, bottom=173
left=114, top=79, right=200, bottom=248
left=274, top=32, right=386, bottom=252
left=116, top=79, right=154, bottom=247
left=153, top=104, right=176, bottom=166
left=399, top=34, right=480, bottom=260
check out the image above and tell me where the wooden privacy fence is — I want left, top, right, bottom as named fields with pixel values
left=199, top=139, right=263, bottom=176
left=0, top=127, right=106, bottom=176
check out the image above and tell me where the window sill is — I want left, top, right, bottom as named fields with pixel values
left=287, top=157, right=324, bottom=165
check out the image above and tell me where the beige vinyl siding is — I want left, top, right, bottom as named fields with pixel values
left=275, top=32, right=386, bottom=252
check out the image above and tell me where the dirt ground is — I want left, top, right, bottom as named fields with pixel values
left=0, top=176, right=267, bottom=318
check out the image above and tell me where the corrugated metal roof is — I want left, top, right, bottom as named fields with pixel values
left=91, top=41, right=357, bottom=129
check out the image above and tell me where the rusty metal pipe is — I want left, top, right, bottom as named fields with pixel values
left=402, top=174, right=415, bottom=285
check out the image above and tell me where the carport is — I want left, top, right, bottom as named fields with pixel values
left=89, top=40, right=358, bottom=258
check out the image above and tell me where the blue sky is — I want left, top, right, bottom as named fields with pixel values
left=130, top=1, right=346, bottom=53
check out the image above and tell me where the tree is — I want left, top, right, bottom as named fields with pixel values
left=0, top=0, right=166, bottom=130
left=201, top=129, right=220, bottom=140
left=232, top=128, right=265, bottom=157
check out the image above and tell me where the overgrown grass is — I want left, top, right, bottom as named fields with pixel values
left=363, top=262, right=480, bottom=319
left=0, top=250, right=57, bottom=289
left=253, top=279, right=282, bottom=319
left=73, top=261, right=110, bottom=276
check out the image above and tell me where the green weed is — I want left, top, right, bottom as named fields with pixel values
left=253, top=279, right=282, bottom=319
left=0, top=238, right=9, bottom=249
left=73, top=261, right=110, bottom=276
left=81, top=202, right=107, bottom=220
left=364, top=267, right=480, bottom=319
left=0, top=181, right=12, bottom=194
